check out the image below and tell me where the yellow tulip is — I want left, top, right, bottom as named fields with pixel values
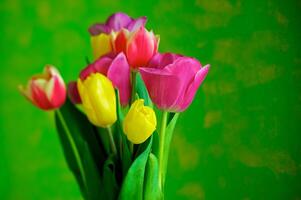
left=91, top=33, right=112, bottom=60
left=123, top=99, right=157, bottom=144
left=77, top=73, right=117, bottom=127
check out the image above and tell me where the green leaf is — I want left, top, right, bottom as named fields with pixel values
left=115, top=90, right=126, bottom=122
left=81, top=142, right=104, bottom=200
left=134, top=136, right=152, bottom=159
left=96, top=127, right=111, bottom=156
left=120, top=133, right=132, bottom=179
left=55, top=113, right=87, bottom=199
left=118, top=137, right=153, bottom=200
left=167, top=112, right=176, bottom=125
left=136, top=73, right=152, bottom=107
left=55, top=98, right=107, bottom=200
left=115, top=90, right=132, bottom=179
left=144, top=153, right=162, bottom=200
left=162, top=113, right=179, bottom=186
left=102, top=155, right=119, bottom=200
left=152, top=131, right=160, bottom=158
left=58, top=98, right=107, bottom=171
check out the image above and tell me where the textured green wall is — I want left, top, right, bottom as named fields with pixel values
left=1, top=0, right=301, bottom=199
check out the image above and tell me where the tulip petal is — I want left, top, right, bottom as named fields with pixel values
left=166, top=57, right=200, bottom=75
left=146, top=53, right=163, bottom=68
left=93, top=56, right=113, bottom=75
left=31, top=79, right=53, bottom=110
left=19, top=80, right=38, bottom=106
left=91, top=33, right=112, bottom=60
left=77, top=79, right=99, bottom=125
left=82, top=74, right=116, bottom=127
left=147, top=53, right=183, bottom=69
left=106, top=12, right=132, bottom=32
left=140, top=67, right=182, bottom=111
left=43, top=66, right=66, bottom=107
left=114, top=29, right=129, bottom=53
left=165, top=58, right=202, bottom=109
left=107, top=53, right=131, bottom=106
left=88, top=23, right=111, bottom=35
left=127, top=27, right=156, bottom=68
left=154, top=34, right=160, bottom=55
left=80, top=56, right=113, bottom=80
left=127, top=16, right=147, bottom=32
left=80, top=64, right=96, bottom=80
left=67, top=81, right=81, bottom=104
left=48, top=76, right=66, bottom=107
left=143, top=106, right=157, bottom=127
left=178, top=65, right=210, bottom=111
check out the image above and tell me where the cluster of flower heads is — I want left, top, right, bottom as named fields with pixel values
left=19, top=12, right=210, bottom=144
left=71, top=12, right=210, bottom=111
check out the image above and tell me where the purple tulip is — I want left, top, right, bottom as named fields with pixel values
left=140, top=53, right=210, bottom=112
left=80, top=52, right=131, bottom=106
left=89, top=12, right=147, bottom=36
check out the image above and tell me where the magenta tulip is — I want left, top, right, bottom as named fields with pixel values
left=140, top=53, right=210, bottom=112
left=79, top=52, right=131, bottom=106
left=19, top=65, right=66, bottom=110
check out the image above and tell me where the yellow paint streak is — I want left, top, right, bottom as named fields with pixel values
left=232, top=146, right=297, bottom=175
left=275, top=11, right=288, bottom=26
left=204, top=110, right=221, bottom=128
left=194, top=0, right=241, bottom=30
left=173, top=133, right=200, bottom=170
left=177, top=182, right=205, bottom=200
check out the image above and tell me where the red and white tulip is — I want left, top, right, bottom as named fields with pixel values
left=19, top=65, right=66, bottom=110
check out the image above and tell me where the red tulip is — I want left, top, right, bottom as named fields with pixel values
left=112, top=27, right=159, bottom=69
left=19, top=65, right=66, bottom=110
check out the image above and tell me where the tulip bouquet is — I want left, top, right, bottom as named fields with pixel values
left=19, top=12, right=210, bottom=200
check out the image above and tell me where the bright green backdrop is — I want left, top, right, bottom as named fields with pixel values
left=1, top=0, right=301, bottom=199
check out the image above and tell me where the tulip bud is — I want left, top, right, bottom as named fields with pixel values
left=126, top=27, right=159, bottom=69
left=19, top=65, right=66, bottom=110
left=123, top=99, right=157, bottom=144
left=77, top=73, right=117, bottom=127
left=91, top=33, right=113, bottom=60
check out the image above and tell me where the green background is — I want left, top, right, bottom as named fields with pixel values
left=1, top=0, right=301, bottom=199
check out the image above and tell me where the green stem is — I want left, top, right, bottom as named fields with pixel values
left=158, top=111, right=168, bottom=190
left=129, top=142, right=134, bottom=155
left=129, top=70, right=137, bottom=155
left=130, top=71, right=137, bottom=104
left=107, top=126, right=117, bottom=155
left=56, top=110, right=87, bottom=189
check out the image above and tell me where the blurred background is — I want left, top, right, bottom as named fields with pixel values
left=1, top=0, right=301, bottom=199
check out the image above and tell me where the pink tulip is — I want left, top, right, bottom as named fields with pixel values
left=112, top=27, right=159, bottom=69
left=79, top=52, right=131, bottom=106
left=19, top=65, right=66, bottom=110
left=140, top=53, right=210, bottom=112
